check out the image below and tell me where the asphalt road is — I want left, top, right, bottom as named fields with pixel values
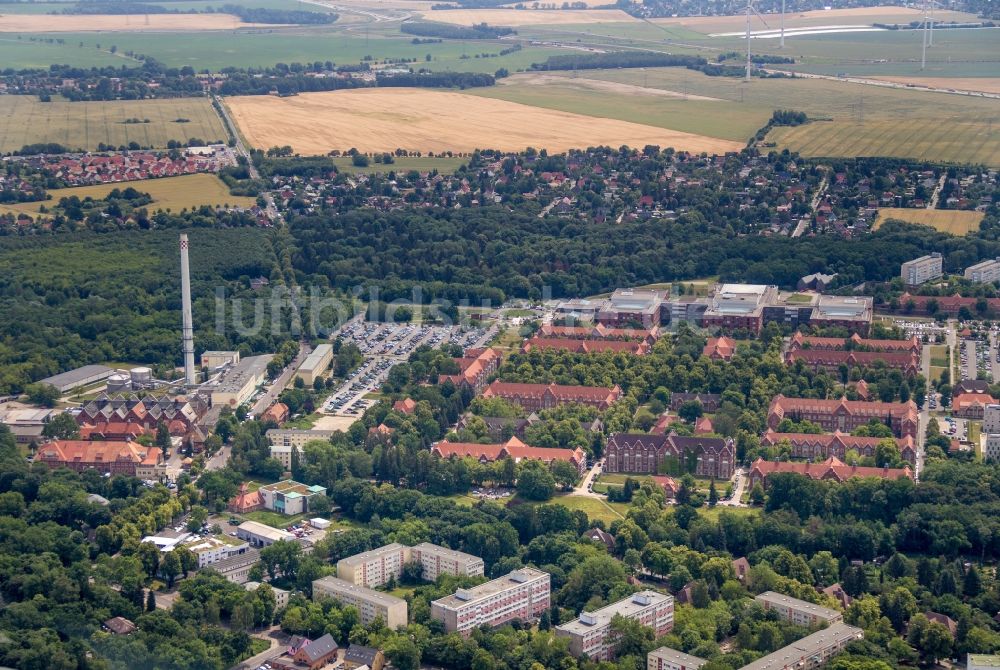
left=250, top=343, right=310, bottom=418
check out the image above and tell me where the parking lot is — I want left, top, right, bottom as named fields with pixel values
left=322, top=321, right=493, bottom=416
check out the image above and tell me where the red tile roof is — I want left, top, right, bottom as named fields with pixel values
left=520, top=337, right=649, bottom=355
left=703, top=336, right=736, bottom=360
left=749, top=456, right=913, bottom=484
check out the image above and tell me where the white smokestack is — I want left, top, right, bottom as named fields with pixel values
left=179, top=233, right=197, bottom=386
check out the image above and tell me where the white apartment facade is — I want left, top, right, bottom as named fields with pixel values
left=901, top=253, right=943, bottom=286
left=337, top=543, right=409, bottom=588
left=556, top=591, right=674, bottom=661
left=410, top=543, right=485, bottom=581
left=965, top=258, right=1000, bottom=284
left=648, top=647, right=707, bottom=670
left=754, top=592, right=843, bottom=627
left=431, top=568, right=550, bottom=635
left=312, top=576, right=408, bottom=629
left=182, top=536, right=251, bottom=568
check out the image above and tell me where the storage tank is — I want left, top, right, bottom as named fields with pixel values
left=106, top=373, right=131, bottom=393
left=130, top=366, right=153, bottom=389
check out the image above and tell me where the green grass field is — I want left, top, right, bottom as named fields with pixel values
left=0, top=95, right=227, bottom=153
left=239, top=510, right=307, bottom=528
left=696, top=505, right=759, bottom=523
left=930, top=345, right=948, bottom=368
left=544, top=494, right=625, bottom=524
left=332, top=156, right=468, bottom=174
left=0, top=174, right=255, bottom=218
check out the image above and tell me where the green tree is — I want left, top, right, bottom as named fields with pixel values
left=146, top=589, right=156, bottom=612
left=517, top=461, right=556, bottom=501
left=41, top=413, right=80, bottom=440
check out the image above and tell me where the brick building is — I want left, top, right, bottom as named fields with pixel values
left=432, top=437, right=588, bottom=475
left=748, top=456, right=914, bottom=489
left=604, top=433, right=735, bottom=479
left=760, top=429, right=916, bottom=465
left=767, top=395, right=918, bottom=438
left=36, top=440, right=162, bottom=477
left=438, top=348, right=502, bottom=393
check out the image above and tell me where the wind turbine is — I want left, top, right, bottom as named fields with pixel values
left=744, top=0, right=770, bottom=82
left=779, top=0, right=786, bottom=48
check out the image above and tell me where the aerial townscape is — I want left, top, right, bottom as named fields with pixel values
left=0, top=0, right=1000, bottom=669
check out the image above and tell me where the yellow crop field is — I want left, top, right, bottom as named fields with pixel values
left=0, top=13, right=270, bottom=32
left=0, top=96, right=227, bottom=153
left=0, top=174, right=255, bottom=218
left=873, top=208, right=985, bottom=235
left=225, top=88, right=744, bottom=155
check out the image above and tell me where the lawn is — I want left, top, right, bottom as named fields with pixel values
left=0, top=173, right=255, bottom=219
left=930, top=345, right=948, bottom=368
left=332, top=156, right=467, bottom=175
left=544, top=494, right=625, bottom=524
left=444, top=493, right=480, bottom=507
left=969, top=421, right=981, bottom=447
left=930, top=366, right=947, bottom=384
left=0, top=95, right=227, bottom=153
left=696, top=505, right=760, bottom=523
left=785, top=293, right=814, bottom=304
left=872, top=208, right=986, bottom=235
left=239, top=510, right=307, bottom=528
left=282, top=412, right=321, bottom=430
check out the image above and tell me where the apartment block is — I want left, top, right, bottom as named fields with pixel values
left=431, top=568, right=550, bottom=635
left=754, top=592, right=843, bottom=627
left=557, top=591, right=674, bottom=661
left=986, top=434, right=1000, bottom=463
left=739, top=622, right=863, bottom=670
left=984, top=404, right=1000, bottom=434
left=410, top=543, right=485, bottom=582
left=901, top=253, right=943, bottom=286
left=965, top=258, right=1000, bottom=284
left=337, top=543, right=409, bottom=588
left=312, top=576, right=408, bottom=629
left=648, top=647, right=707, bottom=670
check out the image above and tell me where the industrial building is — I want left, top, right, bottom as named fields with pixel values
left=431, top=568, right=550, bottom=635
left=738, top=622, right=863, bottom=670
left=204, top=354, right=271, bottom=409
left=0, top=407, right=61, bottom=444
left=312, top=576, right=408, bottom=629
left=207, top=547, right=260, bottom=584
left=901, top=253, right=943, bottom=286
left=648, top=647, right=707, bottom=670
left=258, top=479, right=327, bottom=516
left=201, top=351, right=240, bottom=370
left=180, top=536, right=251, bottom=568
left=38, top=364, right=116, bottom=393
left=297, top=344, right=333, bottom=386
left=236, top=520, right=296, bottom=548
left=557, top=591, right=674, bottom=661
left=754, top=592, right=843, bottom=626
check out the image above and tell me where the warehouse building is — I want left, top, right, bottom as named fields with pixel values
left=297, top=344, right=333, bottom=386
left=205, top=355, right=271, bottom=409
left=38, top=365, right=116, bottom=393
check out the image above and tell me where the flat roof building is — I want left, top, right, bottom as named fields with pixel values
left=201, top=351, right=240, bottom=370
left=739, top=622, right=862, bottom=670
left=701, top=284, right=779, bottom=334
left=245, top=581, right=290, bottom=609
left=181, top=535, right=251, bottom=568
left=648, top=647, right=708, bottom=670
left=431, top=568, right=550, bottom=636
left=809, top=296, right=873, bottom=335
left=205, top=354, right=271, bottom=409
left=411, top=542, right=485, bottom=582
left=557, top=590, right=674, bottom=661
left=966, top=259, right=1000, bottom=285
left=237, top=520, right=296, bottom=548
left=258, top=479, right=327, bottom=516
left=754, top=592, right=843, bottom=627
left=338, top=543, right=409, bottom=589
left=968, top=655, right=1000, bottom=670
left=297, top=344, right=333, bottom=386
left=901, top=253, right=943, bottom=286
left=207, top=547, right=260, bottom=584
left=312, top=576, right=408, bottom=629
left=38, top=365, right=116, bottom=393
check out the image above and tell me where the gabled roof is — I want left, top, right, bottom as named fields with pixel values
left=749, top=456, right=913, bottom=483
left=344, top=645, right=380, bottom=665
left=299, top=633, right=338, bottom=662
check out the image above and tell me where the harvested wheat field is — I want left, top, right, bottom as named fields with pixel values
left=874, top=208, right=985, bottom=235
left=418, top=8, right=637, bottom=26
left=226, top=89, right=742, bottom=155
left=0, top=14, right=275, bottom=32
left=652, top=6, right=980, bottom=34
left=870, top=77, right=1000, bottom=95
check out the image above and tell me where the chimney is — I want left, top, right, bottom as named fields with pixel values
left=179, top=234, right=197, bottom=386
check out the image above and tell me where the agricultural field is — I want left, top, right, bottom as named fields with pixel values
left=0, top=14, right=262, bottom=32
left=771, top=118, right=1000, bottom=167
left=0, top=36, right=129, bottom=68
left=870, top=77, right=1000, bottom=95
left=0, top=174, right=255, bottom=219
left=872, top=208, right=986, bottom=235
left=0, top=96, right=227, bottom=153
left=418, top=8, right=638, bottom=26
left=472, top=73, right=769, bottom=143
left=225, top=88, right=743, bottom=155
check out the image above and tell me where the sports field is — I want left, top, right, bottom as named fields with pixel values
left=225, top=88, right=744, bottom=155
left=0, top=174, right=255, bottom=218
left=872, top=208, right=985, bottom=235
left=0, top=14, right=262, bottom=32
left=0, top=96, right=227, bottom=153
left=769, top=118, right=1000, bottom=167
